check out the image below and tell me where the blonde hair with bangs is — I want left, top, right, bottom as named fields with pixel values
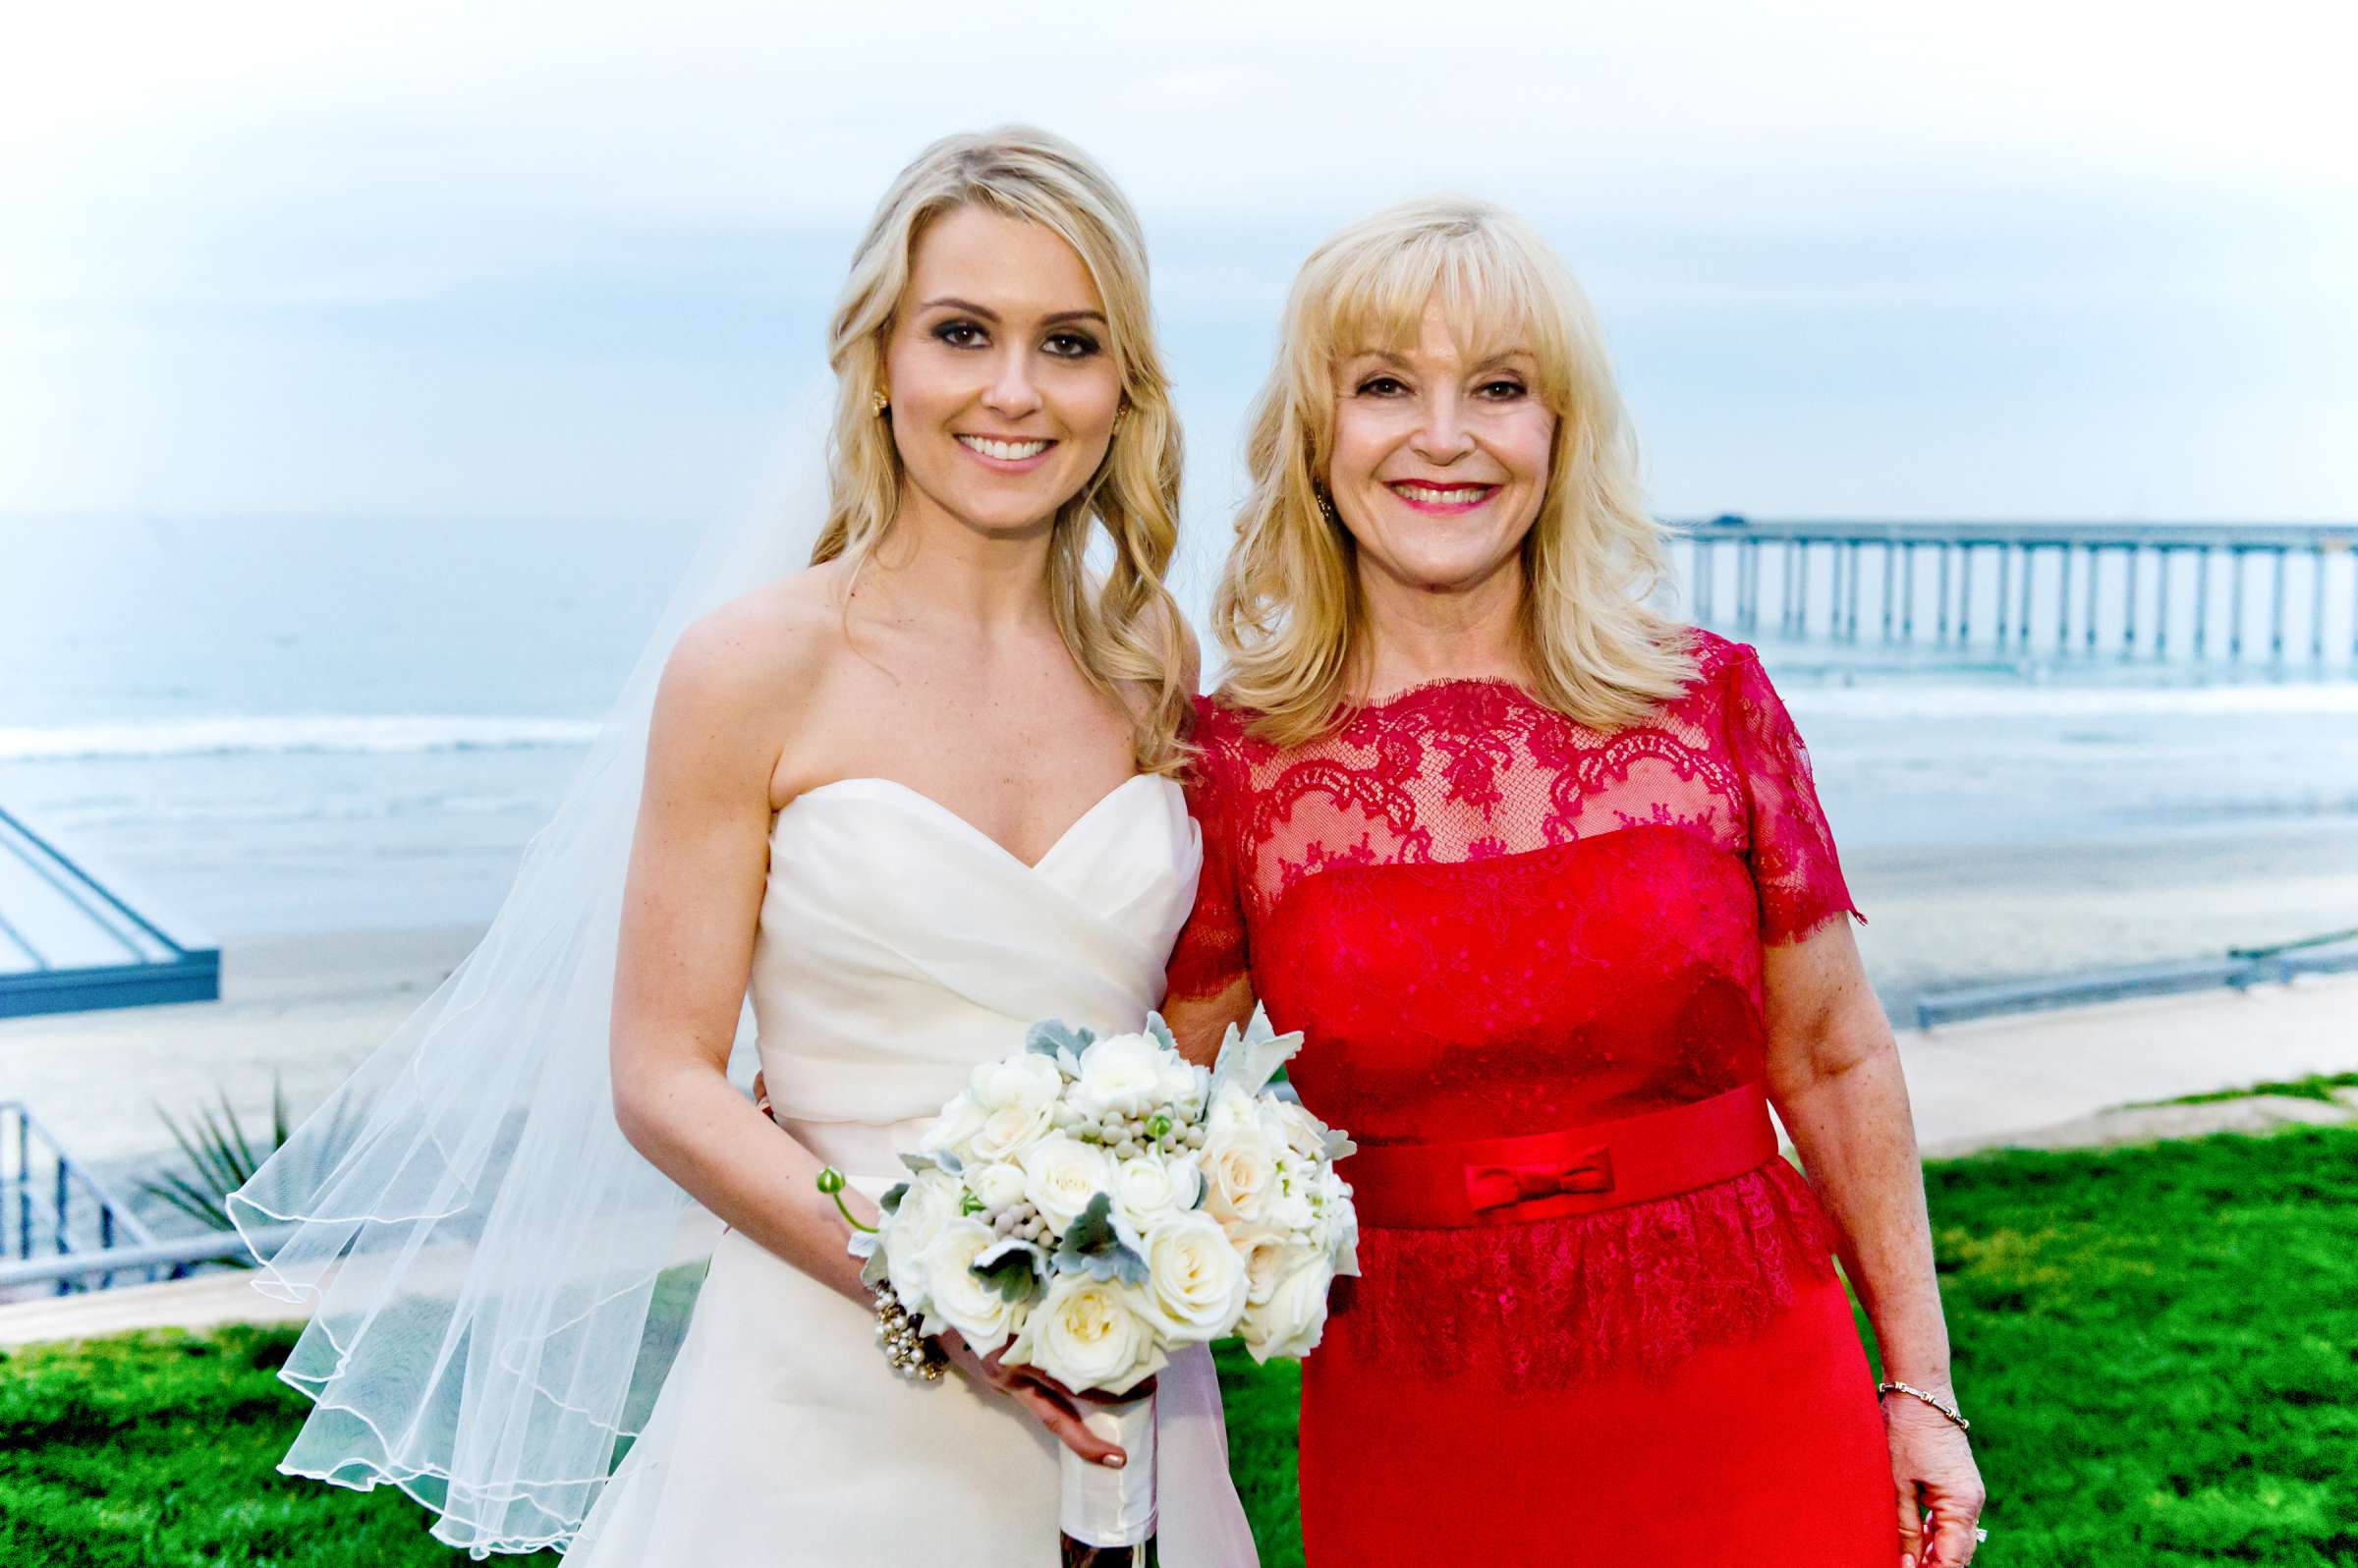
left=1212, top=197, right=1697, bottom=744
left=814, top=126, right=1192, bottom=774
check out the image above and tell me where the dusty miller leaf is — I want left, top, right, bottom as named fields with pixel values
left=970, top=1239, right=1050, bottom=1304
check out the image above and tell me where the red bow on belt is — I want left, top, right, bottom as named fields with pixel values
left=1464, top=1147, right=1616, bottom=1213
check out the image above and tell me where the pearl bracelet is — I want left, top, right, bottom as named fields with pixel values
left=872, top=1286, right=948, bottom=1382
left=1878, top=1379, right=1969, bottom=1430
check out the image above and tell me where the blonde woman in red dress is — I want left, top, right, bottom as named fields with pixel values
left=1163, top=200, right=1986, bottom=1567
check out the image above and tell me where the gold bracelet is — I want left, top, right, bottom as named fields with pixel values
left=873, top=1286, right=948, bottom=1382
left=1878, top=1379, right=1969, bottom=1430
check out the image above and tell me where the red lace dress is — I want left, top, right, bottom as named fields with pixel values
left=1171, top=631, right=1895, bottom=1565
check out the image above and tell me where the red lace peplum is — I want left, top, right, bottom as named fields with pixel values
left=1171, top=630, right=1863, bottom=1389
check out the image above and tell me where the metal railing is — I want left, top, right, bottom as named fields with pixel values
left=1914, top=928, right=2358, bottom=1028
left=0, top=805, right=221, bottom=1018
left=0, top=1224, right=291, bottom=1292
left=0, top=1099, right=187, bottom=1295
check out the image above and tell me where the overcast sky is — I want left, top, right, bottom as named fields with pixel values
left=3, top=0, right=2353, bottom=535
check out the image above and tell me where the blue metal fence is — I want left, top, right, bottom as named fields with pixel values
left=0, top=805, right=219, bottom=1018
left=0, top=1099, right=193, bottom=1296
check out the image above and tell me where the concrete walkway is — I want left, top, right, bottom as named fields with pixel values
left=0, top=1266, right=312, bottom=1348
left=4, top=971, right=2353, bottom=1349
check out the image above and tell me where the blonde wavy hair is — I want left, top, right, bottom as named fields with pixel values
left=814, top=127, right=1192, bottom=773
left=1212, top=197, right=1697, bottom=744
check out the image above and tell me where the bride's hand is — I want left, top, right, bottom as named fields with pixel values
left=1886, top=1395, right=1985, bottom=1567
left=934, top=1330, right=1129, bottom=1469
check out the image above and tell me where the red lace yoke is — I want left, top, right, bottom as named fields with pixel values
left=1170, top=630, right=1863, bottom=1386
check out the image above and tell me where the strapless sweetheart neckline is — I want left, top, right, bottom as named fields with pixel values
left=780, top=771, right=1172, bottom=874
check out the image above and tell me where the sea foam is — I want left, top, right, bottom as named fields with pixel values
left=0, top=715, right=601, bottom=762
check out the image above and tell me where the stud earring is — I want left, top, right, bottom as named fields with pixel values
left=871, top=388, right=890, bottom=417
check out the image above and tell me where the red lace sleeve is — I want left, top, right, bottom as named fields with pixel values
left=1165, top=698, right=1252, bottom=999
left=1723, top=645, right=1862, bottom=944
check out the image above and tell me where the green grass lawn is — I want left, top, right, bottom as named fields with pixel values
left=6, top=1126, right=2356, bottom=1567
left=2147, top=1070, right=2358, bottom=1108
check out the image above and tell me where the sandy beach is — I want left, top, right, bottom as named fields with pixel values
left=1844, top=813, right=2358, bottom=1022
left=0, top=925, right=481, bottom=1206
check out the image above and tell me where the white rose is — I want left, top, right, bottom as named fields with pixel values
left=882, top=1171, right=961, bottom=1312
left=968, top=1099, right=1054, bottom=1164
left=1070, top=1032, right=1166, bottom=1119
left=1326, top=1179, right=1361, bottom=1278
left=1005, top=1270, right=1166, bottom=1395
left=1139, top=1211, right=1251, bottom=1344
left=1270, top=1098, right=1334, bottom=1163
left=970, top=1160, right=1029, bottom=1211
left=1235, top=1228, right=1292, bottom=1306
left=1291, top=1162, right=1358, bottom=1266
left=1205, top=1083, right=1261, bottom=1138
left=1155, top=1059, right=1207, bottom=1116
left=969, top=1053, right=1064, bottom=1112
left=1017, top=1134, right=1113, bottom=1233
left=1109, top=1150, right=1201, bottom=1233
left=1201, top=1121, right=1282, bottom=1230
left=1241, top=1249, right=1333, bottom=1362
left=1264, top=1178, right=1317, bottom=1239
left=918, top=1092, right=986, bottom=1159
left=919, top=1217, right=1019, bottom=1355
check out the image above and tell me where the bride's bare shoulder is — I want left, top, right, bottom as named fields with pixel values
left=654, top=562, right=856, bottom=734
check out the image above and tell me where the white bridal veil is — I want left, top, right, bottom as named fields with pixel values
left=229, top=392, right=835, bottom=1557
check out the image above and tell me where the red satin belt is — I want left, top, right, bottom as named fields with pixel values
left=1341, top=1082, right=1779, bottom=1230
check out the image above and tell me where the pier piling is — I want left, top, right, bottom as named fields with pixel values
left=1671, top=520, right=2352, bottom=668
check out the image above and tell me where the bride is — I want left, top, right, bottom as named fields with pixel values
left=230, top=127, right=1259, bottom=1566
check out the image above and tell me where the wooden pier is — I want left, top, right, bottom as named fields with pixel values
left=1677, top=519, right=2358, bottom=664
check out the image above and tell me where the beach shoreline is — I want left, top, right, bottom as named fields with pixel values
left=0, top=924, right=482, bottom=1201
left=5, top=809, right=2352, bottom=1200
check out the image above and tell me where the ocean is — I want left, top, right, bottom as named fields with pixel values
left=4, top=511, right=2356, bottom=946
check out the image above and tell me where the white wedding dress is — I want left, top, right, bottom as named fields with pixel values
left=563, top=772, right=1261, bottom=1566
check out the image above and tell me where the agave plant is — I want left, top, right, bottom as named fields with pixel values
left=136, top=1072, right=365, bottom=1248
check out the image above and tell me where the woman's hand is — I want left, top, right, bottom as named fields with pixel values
left=934, top=1330, right=1131, bottom=1469
left=1886, top=1393, right=1986, bottom=1567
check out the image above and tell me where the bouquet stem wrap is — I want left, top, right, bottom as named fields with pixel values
left=1059, top=1390, right=1156, bottom=1549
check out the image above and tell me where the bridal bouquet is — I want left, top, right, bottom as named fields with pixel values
left=825, top=1007, right=1356, bottom=1557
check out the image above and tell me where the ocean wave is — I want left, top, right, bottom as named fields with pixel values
left=0, top=715, right=601, bottom=762
left=32, top=792, right=557, bottom=829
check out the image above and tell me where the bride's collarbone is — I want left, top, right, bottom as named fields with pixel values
left=771, top=705, right=1144, bottom=866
